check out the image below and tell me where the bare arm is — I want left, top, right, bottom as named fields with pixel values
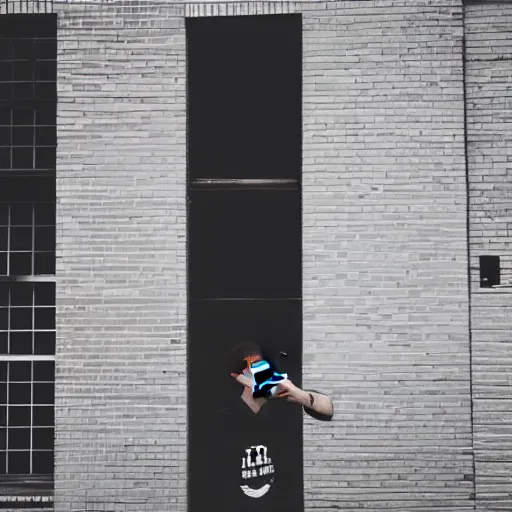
left=275, top=381, right=334, bottom=421
left=302, top=390, right=334, bottom=421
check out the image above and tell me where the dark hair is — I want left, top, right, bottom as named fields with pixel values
left=225, top=342, right=263, bottom=374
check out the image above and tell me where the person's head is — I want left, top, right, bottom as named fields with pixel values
left=226, top=341, right=263, bottom=377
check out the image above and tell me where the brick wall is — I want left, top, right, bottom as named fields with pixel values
left=465, top=3, right=512, bottom=511
left=301, top=1, right=473, bottom=510
left=54, top=2, right=187, bottom=511
left=53, top=0, right=479, bottom=511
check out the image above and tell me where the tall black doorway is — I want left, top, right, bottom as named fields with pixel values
left=187, top=14, right=302, bottom=512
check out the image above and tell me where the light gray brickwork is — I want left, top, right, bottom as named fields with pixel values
left=465, top=3, right=512, bottom=511
left=53, top=0, right=475, bottom=511
left=301, top=1, right=472, bottom=510
left=54, top=2, right=187, bottom=511
left=4, top=0, right=512, bottom=510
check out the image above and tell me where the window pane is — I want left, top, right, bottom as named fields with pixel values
left=0, top=83, right=12, bottom=102
left=0, top=147, right=10, bottom=170
left=10, top=204, right=33, bottom=226
left=10, top=283, right=33, bottom=306
left=10, top=227, right=33, bottom=251
left=0, top=205, right=7, bottom=225
left=34, top=331, right=55, bottom=356
left=34, top=203, right=55, bottom=226
left=0, top=127, right=10, bottom=146
left=12, top=126, right=34, bottom=147
left=12, top=146, right=33, bottom=170
left=10, top=308, right=33, bottom=330
left=8, top=427, right=30, bottom=450
left=13, top=106, right=33, bottom=126
left=0, top=60, right=10, bottom=78
left=8, top=450, right=30, bottom=474
left=9, top=362, right=31, bottom=382
left=0, top=452, right=6, bottom=475
left=12, top=61, right=33, bottom=82
left=0, top=39, right=11, bottom=59
left=34, top=283, right=55, bottom=305
left=9, top=331, right=32, bottom=355
left=33, top=361, right=54, bottom=382
left=0, top=363, right=6, bottom=381
left=35, top=82, right=55, bottom=101
left=35, top=146, right=55, bottom=170
left=34, top=307, right=54, bottom=330
left=9, top=383, right=31, bottom=404
left=33, top=383, right=53, bottom=405
left=12, top=39, right=34, bottom=60
left=0, top=253, right=7, bottom=275
left=35, top=60, right=56, bottom=81
left=8, top=406, right=30, bottom=427
left=0, top=333, right=6, bottom=354
left=0, top=227, right=7, bottom=250
left=34, top=252, right=54, bottom=275
left=0, top=106, right=10, bottom=125
left=35, top=104, right=54, bottom=126
left=0, top=308, right=7, bottom=329
left=33, top=406, right=53, bottom=427
left=0, top=383, right=5, bottom=405
left=35, top=226, right=54, bottom=251
left=32, top=428, right=53, bottom=450
left=9, top=252, right=32, bottom=275
left=32, top=450, right=53, bottom=474
left=35, top=40, right=56, bottom=60
left=0, top=284, right=7, bottom=306
left=35, top=126, right=56, bottom=147
left=0, top=428, right=5, bottom=450
left=13, top=82, right=34, bottom=102
left=0, top=407, right=5, bottom=427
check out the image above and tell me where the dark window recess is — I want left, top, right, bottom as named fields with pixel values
left=189, top=189, right=301, bottom=299
left=0, top=283, right=56, bottom=355
left=0, top=14, right=56, bottom=486
left=187, top=14, right=302, bottom=182
left=480, top=255, right=500, bottom=288
left=0, top=177, right=56, bottom=277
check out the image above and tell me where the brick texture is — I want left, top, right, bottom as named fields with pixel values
left=45, top=0, right=509, bottom=511
left=54, top=2, right=187, bottom=511
left=301, top=1, right=473, bottom=511
left=465, top=3, right=512, bottom=511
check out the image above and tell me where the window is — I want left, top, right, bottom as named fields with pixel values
left=0, top=20, right=56, bottom=173
left=0, top=13, right=56, bottom=503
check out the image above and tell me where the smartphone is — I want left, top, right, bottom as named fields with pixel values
left=249, top=359, right=288, bottom=399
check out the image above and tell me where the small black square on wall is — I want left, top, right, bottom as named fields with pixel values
left=480, top=255, right=500, bottom=288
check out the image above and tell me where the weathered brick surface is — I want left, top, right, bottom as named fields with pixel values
left=44, top=0, right=502, bottom=511
left=54, top=2, right=187, bottom=511
left=301, top=1, right=472, bottom=510
left=465, top=3, right=512, bottom=511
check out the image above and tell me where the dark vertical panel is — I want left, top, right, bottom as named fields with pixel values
left=0, top=13, right=55, bottom=494
left=479, top=255, right=500, bottom=288
left=188, top=189, right=301, bottom=299
left=187, top=14, right=302, bottom=181
left=187, top=14, right=303, bottom=512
